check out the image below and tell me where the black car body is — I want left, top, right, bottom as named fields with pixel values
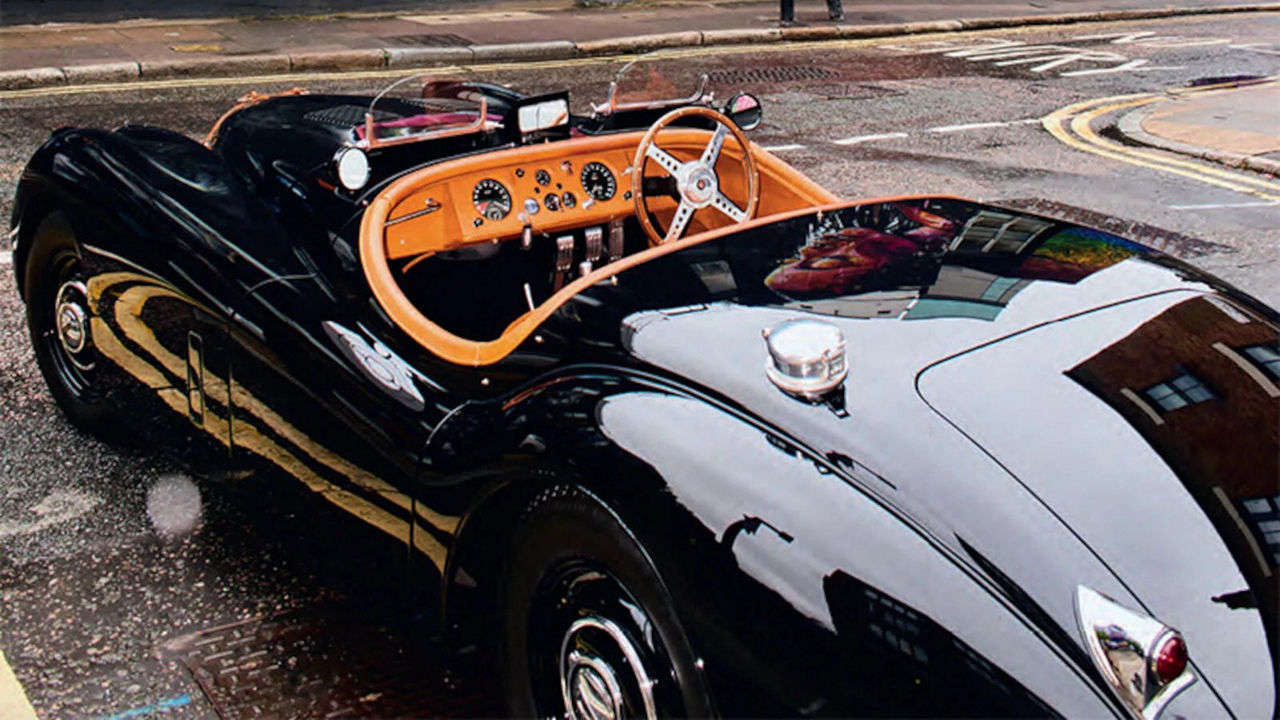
left=10, top=74, right=1278, bottom=719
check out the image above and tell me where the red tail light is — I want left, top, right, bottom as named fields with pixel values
left=1152, top=633, right=1189, bottom=684
left=1077, top=586, right=1196, bottom=718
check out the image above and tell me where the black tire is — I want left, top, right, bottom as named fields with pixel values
left=23, top=211, right=118, bottom=436
left=501, top=485, right=714, bottom=719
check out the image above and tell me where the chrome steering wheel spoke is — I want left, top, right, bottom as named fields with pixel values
left=712, top=192, right=747, bottom=222
left=645, top=144, right=683, bottom=176
left=665, top=201, right=697, bottom=244
left=699, top=122, right=728, bottom=168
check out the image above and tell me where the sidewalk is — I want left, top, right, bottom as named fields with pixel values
left=0, top=0, right=1277, bottom=177
left=1120, top=80, right=1280, bottom=175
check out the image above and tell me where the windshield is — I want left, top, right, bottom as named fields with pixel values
left=359, top=74, right=502, bottom=148
left=597, top=54, right=711, bottom=115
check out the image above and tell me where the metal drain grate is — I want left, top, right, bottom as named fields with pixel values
left=383, top=33, right=475, bottom=47
left=305, top=106, right=396, bottom=128
left=160, top=607, right=500, bottom=719
left=708, top=65, right=839, bottom=84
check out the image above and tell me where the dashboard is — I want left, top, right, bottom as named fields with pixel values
left=383, top=143, right=638, bottom=260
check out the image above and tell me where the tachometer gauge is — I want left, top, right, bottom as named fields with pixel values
left=472, top=179, right=511, bottom=221
left=580, top=162, right=616, bottom=202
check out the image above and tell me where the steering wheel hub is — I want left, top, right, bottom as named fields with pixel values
left=679, top=162, right=718, bottom=208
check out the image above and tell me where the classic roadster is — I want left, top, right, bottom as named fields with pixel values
left=10, top=67, right=1278, bottom=718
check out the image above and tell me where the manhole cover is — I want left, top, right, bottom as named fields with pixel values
left=160, top=607, right=498, bottom=719
left=708, top=65, right=839, bottom=84
left=383, top=33, right=474, bottom=47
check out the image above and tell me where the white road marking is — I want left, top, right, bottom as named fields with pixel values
left=1231, top=42, right=1280, bottom=56
left=832, top=132, right=908, bottom=145
left=927, top=119, right=1039, bottom=133
left=1059, top=59, right=1184, bottom=77
left=1168, top=200, right=1280, bottom=210
left=0, top=251, right=11, bottom=265
left=0, top=490, right=102, bottom=538
left=877, top=31, right=1217, bottom=77
left=760, top=143, right=806, bottom=152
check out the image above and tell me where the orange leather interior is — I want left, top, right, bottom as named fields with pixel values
left=360, top=128, right=843, bottom=366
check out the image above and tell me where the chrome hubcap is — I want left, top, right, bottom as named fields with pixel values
left=53, top=281, right=93, bottom=366
left=559, top=616, right=657, bottom=720
left=565, top=651, right=623, bottom=720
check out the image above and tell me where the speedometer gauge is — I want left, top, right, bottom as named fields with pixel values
left=472, top=179, right=511, bottom=221
left=580, top=162, right=616, bottom=202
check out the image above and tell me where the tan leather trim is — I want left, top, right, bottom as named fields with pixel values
left=362, top=185, right=957, bottom=366
left=379, top=129, right=836, bottom=260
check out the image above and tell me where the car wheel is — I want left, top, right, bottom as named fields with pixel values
left=23, top=212, right=117, bottom=435
left=502, top=486, right=714, bottom=719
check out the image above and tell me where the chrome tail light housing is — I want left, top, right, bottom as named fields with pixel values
left=1076, top=586, right=1195, bottom=719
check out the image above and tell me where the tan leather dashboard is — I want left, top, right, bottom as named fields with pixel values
left=360, top=127, right=843, bottom=366
left=383, top=132, right=645, bottom=260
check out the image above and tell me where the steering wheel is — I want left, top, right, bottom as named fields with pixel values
left=631, top=106, right=759, bottom=246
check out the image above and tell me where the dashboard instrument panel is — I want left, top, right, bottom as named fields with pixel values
left=383, top=144, right=637, bottom=259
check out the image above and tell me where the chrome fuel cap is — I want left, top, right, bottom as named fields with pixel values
left=763, top=318, right=848, bottom=400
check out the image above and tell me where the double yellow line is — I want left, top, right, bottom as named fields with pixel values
left=1042, top=77, right=1280, bottom=202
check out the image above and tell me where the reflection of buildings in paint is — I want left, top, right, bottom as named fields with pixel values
left=781, top=267, right=1031, bottom=321
left=1241, top=496, right=1280, bottom=567
left=1066, top=295, right=1279, bottom=616
left=783, top=290, right=918, bottom=320
left=949, top=210, right=1055, bottom=255
left=904, top=266, right=1031, bottom=321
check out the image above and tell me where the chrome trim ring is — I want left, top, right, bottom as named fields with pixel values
left=559, top=615, right=657, bottom=720
left=564, top=650, right=624, bottom=720
left=54, top=280, right=93, bottom=363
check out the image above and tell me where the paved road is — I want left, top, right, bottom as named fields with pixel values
left=0, top=13, right=1277, bottom=718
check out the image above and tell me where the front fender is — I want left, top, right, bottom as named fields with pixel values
left=12, top=126, right=295, bottom=305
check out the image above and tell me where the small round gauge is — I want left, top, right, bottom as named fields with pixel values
left=580, top=162, right=616, bottom=202
left=535, top=169, right=551, bottom=186
left=472, top=179, right=511, bottom=221
left=561, top=191, right=576, bottom=209
left=545, top=193, right=560, bottom=212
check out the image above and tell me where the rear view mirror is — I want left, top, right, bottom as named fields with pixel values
left=724, top=92, right=762, bottom=131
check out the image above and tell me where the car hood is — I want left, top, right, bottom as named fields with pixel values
left=612, top=198, right=1277, bottom=716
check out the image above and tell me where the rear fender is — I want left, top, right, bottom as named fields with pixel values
left=450, top=372, right=1111, bottom=716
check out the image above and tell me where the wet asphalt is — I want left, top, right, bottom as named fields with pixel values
left=0, top=13, right=1278, bottom=718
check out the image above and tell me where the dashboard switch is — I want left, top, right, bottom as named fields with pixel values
left=608, top=219, right=625, bottom=260
left=584, top=227, right=603, bottom=263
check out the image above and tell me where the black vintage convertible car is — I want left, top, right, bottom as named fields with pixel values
left=10, top=66, right=1278, bottom=718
